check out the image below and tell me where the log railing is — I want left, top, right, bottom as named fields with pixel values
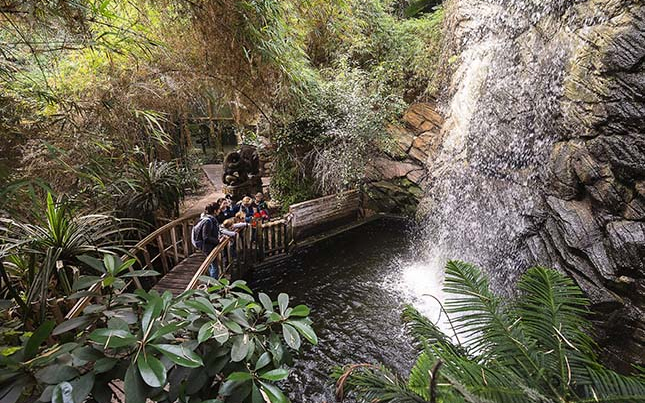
left=65, top=213, right=201, bottom=319
left=184, top=216, right=293, bottom=292
left=67, top=213, right=294, bottom=318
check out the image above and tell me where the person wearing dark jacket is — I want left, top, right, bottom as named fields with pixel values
left=196, top=202, right=220, bottom=278
left=216, top=197, right=234, bottom=223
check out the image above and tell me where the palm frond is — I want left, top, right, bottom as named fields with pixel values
left=515, top=266, right=597, bottom=396
left=402, top=304, right=463, bottom=355
left=576, top=369, right=645, bottom=403
left=334, top=364, right=427, bottom=403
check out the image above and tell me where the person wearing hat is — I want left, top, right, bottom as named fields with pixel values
left=232, top=196, right=256, bottom=223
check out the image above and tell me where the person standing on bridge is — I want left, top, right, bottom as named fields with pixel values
left=191, top=202, right=221, bottom=278
left=232, top=196, right=257, bottom=223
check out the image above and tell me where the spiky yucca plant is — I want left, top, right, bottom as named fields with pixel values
left=336, top=261, right=645, bottom=403
left=0, top=193, right=137, bottom=324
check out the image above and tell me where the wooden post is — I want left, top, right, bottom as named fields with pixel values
left=182, top=222, right=191, bottom=258
left=157, top=235, right=170, bottom=274
left=257, top=223, right=265, bottom=262
left=283, top=222, right=288, bottom=254
left=142, top=247, right=153, bottom=271
left=170, top=227, right=179, bottom=265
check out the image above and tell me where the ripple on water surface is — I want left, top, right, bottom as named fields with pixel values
left=248, top=219, right=446, bottom=402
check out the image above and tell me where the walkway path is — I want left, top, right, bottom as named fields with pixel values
left=182, top=164, right=272, bottom=215
left=152, top=253, right=205, bottom=296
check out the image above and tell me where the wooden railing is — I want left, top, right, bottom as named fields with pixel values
left=67, top=213, right=294, bottom=318
left=185, top=216, right=293, bottom=291
left=65, top=213, right=201, bottom=319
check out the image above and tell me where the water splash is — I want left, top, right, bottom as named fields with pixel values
left=422, top=0, right=583, bottom=291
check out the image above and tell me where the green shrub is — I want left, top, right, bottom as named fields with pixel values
left=0, top=193, right=138, bottom=325
left=0, top=267, right=317, bottom=403
left=336, top=261, right=645, bottom=402
left=272, top=66, right=405, bottom=201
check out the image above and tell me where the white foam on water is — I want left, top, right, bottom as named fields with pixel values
left=386, top=254, right=455, bottom=338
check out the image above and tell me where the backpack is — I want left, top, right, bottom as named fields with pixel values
left=191, top=216, right=211, bottom=249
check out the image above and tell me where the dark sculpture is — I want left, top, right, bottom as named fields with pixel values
left=222, top=145, right=260, bottom=186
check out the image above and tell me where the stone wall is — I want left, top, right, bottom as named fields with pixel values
left=527, top=2, right=645, bottom=369
left=363, top=103, right=443, bottom=216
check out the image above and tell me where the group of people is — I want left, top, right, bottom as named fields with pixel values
left=191, top=192, right=270, bottom=278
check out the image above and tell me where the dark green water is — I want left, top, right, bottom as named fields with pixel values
left=249, top=219, right=444, bottom=402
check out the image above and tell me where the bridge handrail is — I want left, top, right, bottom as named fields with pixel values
left=65, top=212, right=201, bottom=319
left=185, top=215, right=292, bottom=291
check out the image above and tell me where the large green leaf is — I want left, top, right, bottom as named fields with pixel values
left=149, top=322, right=184, bottom=341
left=277, top=293, right=289, bottom=316
left=227, top=372, right=253, bottom=382
left=151, top=344, right=203, bottom=368
left=137, top=354, right=167, bottom=388
left=198, top=320, right=229, bottom=344
left=258, top=381, right=289, bottom=403
left=94, top=357, right=118, bottom=373
left=231, top=335, right=251, bottom=362
left=53, top=316, right=93, bottom=336
left=288, top=305, right=310, bottom=317
left=70, top=373, right=95, bottom=403
left=184, top=297, right=219, bottom=319
left=281, top=324, right=300, bottom=350
left=89, top=329, right=137, bottom=348
left=76, top=255, right=106, bottom=273
left=25, top=320, right=55, bottom=360
left=260, top=369, right=289, bottom=381
left=258, top=293, right=274, bottom=312
left=141, top=297, right=162, bottom=333
left=72, top=275, right=102, bottom=291
left=255, top=352, right=272, bottom=371
left=286, top=319, right=317, bottom=345
left=124, top=365, right=147, bottom=403
left=35, top=365, right=80, bottom=385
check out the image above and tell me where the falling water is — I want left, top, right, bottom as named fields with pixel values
left=419, top=0, right=598, bottom=291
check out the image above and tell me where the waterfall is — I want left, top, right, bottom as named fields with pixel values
left=420, top=0, right=575, bottom=290
left=415, top=0, right=645, bottom=366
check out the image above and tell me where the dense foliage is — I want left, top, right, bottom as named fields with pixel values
left=336, top=261, right=645, bottom=402
left=0, top=267, right=317, bottom=403
left=0, top=193, right=140, bottom=326
left=1, top=0, right=445, bottom=211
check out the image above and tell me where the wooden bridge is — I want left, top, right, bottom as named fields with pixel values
left=66, top=213, right=292, bottom=318
left=66, top=189, right=362, bottom=319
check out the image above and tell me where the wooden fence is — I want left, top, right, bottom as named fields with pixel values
left=289, top=189, right=361, bottom=239
left=66, top=214, right=293, bottom=319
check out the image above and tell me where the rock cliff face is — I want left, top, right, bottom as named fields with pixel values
left=424, top=0, right=644, bottom=367
left=364, top=103, right=443, bottom=216
left=532, top=1, right=645, bottom=368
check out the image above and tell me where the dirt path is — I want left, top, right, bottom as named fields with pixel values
left=181, top=165, right=225, bottom=215
left=181, top=164, right=272, bottom=215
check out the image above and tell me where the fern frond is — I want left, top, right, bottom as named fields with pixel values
left=515, top=267, right=597, bottom=397
left=443, top=261, right=550, bottom=388
left=576, top=369, right=645, bottom=403
left=402, top=304, right=465, bottom=356
left=434, top=347, right=554, bottom=403
left=333, top=364, right=427, bottom=403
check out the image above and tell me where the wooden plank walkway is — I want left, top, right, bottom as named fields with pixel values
left=152, top=253, right=205, bottom=296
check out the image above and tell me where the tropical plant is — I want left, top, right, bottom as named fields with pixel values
left=0, top=275, right=316, bottom=403
left=116, top=160, right=186, bottom=225
left=0, top=193, right=138, bottom=325
left=272, top=66, right=405, bottom=201
left=335, top=261, right=645, bottom=403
